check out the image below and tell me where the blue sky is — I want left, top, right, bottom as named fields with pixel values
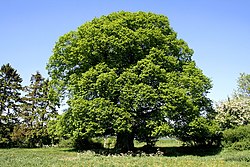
left=1, top=0, right=250, bottom=102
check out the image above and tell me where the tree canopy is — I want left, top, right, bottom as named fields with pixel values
left=47, top=11, right=215, bottom=151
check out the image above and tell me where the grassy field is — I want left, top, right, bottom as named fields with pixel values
left=0, top=139, right=249, bottom=167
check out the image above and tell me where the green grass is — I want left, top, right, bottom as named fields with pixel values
left=0, top=139, right=249, bottom=167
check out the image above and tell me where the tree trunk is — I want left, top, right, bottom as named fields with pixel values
left=115, top=132, right=134, bottom=152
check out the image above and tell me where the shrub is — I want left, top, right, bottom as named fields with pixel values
left=222, top=124, right=250, bottom=150
left=216, top=97, right=250, bottom=130
left=183, top=117, right=222, bottom=146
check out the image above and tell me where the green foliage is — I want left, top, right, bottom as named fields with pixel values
left=53, top=98, right=130, bottom=150
left=222, top=125, right=250, bottom=151
left=47, top=11, right=214, bottom=151
left=47, top=119, right=60, bottom=145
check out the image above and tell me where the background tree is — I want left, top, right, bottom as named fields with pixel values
left=0, top=63, right=23, bottom=147
left=12, top=72, right=58, bottom=147
left=235, top=73, right=250, bottom=97
left=47, top=11, right=215, bottom=151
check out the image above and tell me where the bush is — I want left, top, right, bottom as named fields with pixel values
left=216, top=97, right=250, bottom=129
left=182, top=117, right=222, bottom=146
left=222, top=124, right=250, bottom=150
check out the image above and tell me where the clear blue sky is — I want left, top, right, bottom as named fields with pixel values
left=1, top=0, right=250, bottom=102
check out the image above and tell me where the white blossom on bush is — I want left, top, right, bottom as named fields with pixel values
left=215, top=97, right=250, bottom=129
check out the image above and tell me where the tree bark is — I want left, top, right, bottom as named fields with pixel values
left=115, top=132, right=134, bottom=152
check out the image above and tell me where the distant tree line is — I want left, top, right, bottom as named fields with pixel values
left=0, top=63, right=58, bottom=148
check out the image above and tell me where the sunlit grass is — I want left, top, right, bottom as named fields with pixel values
left=0, top=139, right=249, bottom=167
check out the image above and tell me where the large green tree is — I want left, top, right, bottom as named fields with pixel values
left=0, top=63, right=23, bottom=147
left=47, top=11, right=214, bottom=151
